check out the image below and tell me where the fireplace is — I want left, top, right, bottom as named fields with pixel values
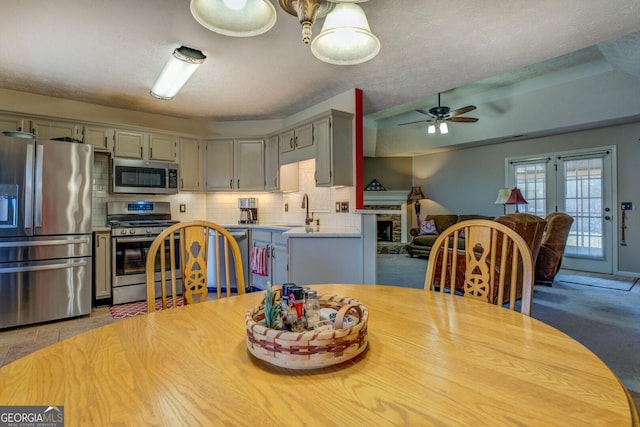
left=377, top=220, right=392, bottom=241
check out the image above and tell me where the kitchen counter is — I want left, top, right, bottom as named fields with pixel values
left=92, top=226, right=111, bottom=232
left=283, top=225, right=361, bottom=237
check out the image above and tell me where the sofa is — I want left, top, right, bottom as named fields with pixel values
left=407, top=214, right=494, bottom=258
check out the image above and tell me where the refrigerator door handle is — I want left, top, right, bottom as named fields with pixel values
left=24, top=143, right=34, bottom=230
left=0, top=259, right=88, bottom=274
left=34, top=144, right=44, bottom=228
left=0, top=237, right=91, bottom=248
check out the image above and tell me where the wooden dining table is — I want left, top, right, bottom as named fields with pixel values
left=0, top=284, right=636, bottom=426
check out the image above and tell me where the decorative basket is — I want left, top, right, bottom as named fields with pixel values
left=246, top=294, right=368, bottom=369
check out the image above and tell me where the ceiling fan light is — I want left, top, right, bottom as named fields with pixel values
left=151, top=46, right=206, bottom=100
left=190, top=0, right=277, bottom=37
left=439, top=122, right=449, bottom=134
left=427, top=124, right=436, bottom=134
left=311, top=3, right=380, bottom=65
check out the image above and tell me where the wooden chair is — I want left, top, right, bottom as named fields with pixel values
left=145, top=220, right=246, bottom=313
left=424, top=219, right=535, bottom=315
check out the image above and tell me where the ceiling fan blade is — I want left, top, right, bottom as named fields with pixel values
left=448, top=116, right=479, bottom=123
left=449, top=105, right=476, bottom=117
left=398, top=119, right=433, bottom=126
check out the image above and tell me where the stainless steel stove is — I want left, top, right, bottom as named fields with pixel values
left=107, top=201, right=181, bottom=305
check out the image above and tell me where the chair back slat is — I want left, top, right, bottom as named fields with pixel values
left=424, top=219, right=535, bottom=315
left=146, top=220, right=246, bottom=313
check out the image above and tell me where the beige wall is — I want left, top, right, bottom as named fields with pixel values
left=363, top=157, right=412, bottom=191
left=412, top=120, right=640, bottom=275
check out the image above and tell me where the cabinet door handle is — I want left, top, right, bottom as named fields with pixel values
left=140, top=146, right=143, bottom=157
left=180, top=178, right=184, bottom=189
left=289, top=137, right=294, bottom=149
left=96, top=238, right=99, bottom=248
left=271, top=246, right=275, bottom=258
left=229, top=179, right=233, bottom=189
left=150, top=147, right=153, bottom=158
left=314, top=170, right=318, bottom=183
left=103, top=136, right=107, bottom=145
left=294, top=135, right=298, bottom=148
left=237, top=179, right=240, bottom=188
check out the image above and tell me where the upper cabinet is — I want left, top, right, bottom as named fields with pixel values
left=31, top=119, right=81, bottom=140
left=279, top=122, right=314, bottom=164
left=265, top=135, right=279, bottom=191
left=205, top=138, right=265, bottom=192
left=114, top=129, right=145, bottom=159
left=113, top=130, right=177, bottom=161
left=149, top=133, right=177, bottom=161
left=82, top=125, right=113, bottom=152
left=179, top=137, right=202, bottom=191
left=314, top=110, right=354, bottom=187
left=0, top=114, right=29, bottom=133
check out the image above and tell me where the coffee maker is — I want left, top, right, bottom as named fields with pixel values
left=238, top=198, right=258, bottom=224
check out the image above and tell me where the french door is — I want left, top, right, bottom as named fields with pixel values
left=508, top=147, right=616, bottom=274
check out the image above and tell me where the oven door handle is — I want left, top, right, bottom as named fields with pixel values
left=113, top=236, right=159, bottom=244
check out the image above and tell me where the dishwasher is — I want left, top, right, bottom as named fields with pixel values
left=207, top=227, right=250, bottom=293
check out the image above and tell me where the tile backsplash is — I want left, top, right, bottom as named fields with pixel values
left=92, top=155, right=359, bottom=229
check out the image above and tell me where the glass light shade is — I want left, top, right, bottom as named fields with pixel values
left=310, top=3, right=380, bottom=65
left=494, top=188, right=510, bottom=204
left=439, top=122, right=449, bottom=134
left=190, top=0, right=277, bottom=37
left=427, top=124, right=436, bottom=134
left=151, top=46, right=206, bottom=100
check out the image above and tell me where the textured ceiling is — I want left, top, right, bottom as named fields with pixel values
left=0, top=0, right=639, bottom=121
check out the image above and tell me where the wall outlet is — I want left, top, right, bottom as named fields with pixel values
left=179, top=204, right=186, bottom=213
left=621, top=202, right=633, bottom=210
left=335, top=202, right=341, bottom=212
left=284, top=203, right=289, bottom=212
left=340, top=201, right=349, bottom=212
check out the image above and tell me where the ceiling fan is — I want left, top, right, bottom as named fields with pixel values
left=399, top=93, right=478, bottom=134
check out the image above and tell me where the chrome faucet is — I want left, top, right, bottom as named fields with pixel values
left=302, top=193, right=314, bottom=225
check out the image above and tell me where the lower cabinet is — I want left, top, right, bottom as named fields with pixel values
left=251, top=229, right=288, bottom=290
left=93, top=230, right=112, bottom=304
left=288, top=236, right=363, bottom=285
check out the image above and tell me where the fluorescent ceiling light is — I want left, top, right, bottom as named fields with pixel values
left=151, top=46, right=206, bottom=100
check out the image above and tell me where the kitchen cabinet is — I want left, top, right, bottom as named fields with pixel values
left=82, top=125, right=113, bottom=153
left=93, top=230, right=111, bottom=303
left=205, top=138, right=265, bottom=191
left=205, top=139, right=234, bottom=191
left=279, top=122, right=314, bottom=164
left=31, top=119, right=81, bottom=140
left=288, top=235, right=362, bottom=285
left=265, top=135, right=279, bottom=191
left=179, top=137, right=202, bottom=191
left=114, top=129, right=145, bottom=159
left=251, top=229, right=288, bottom=290
left=314, top=110, right=354, bottom=187
left=149, top=133, right=177, bottom=161
left=0, top=114, right=29, bottom=133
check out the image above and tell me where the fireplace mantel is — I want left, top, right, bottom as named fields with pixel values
left=363, top=191, right=408, bottom=205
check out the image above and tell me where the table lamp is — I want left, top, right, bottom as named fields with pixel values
left=494, top=188, right=510, bottom=214
left=407, top=186, right=427, bottom=224
left=505, top=187, right=528, bottom=212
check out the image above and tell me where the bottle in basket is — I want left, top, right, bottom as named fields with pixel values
left=304, top=289, right=320, bottom=328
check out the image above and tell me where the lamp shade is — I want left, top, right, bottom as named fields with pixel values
left=494, top=188, right=510, bottom=204
left=151, top=46, right=206, bottom=100
left=505, top=188, right=528, bottom=205
left=407, top=186, right=427, bottom=201
left=190, top=0, right=277, bottom=37
left=310, top=3, right=380, bottom=65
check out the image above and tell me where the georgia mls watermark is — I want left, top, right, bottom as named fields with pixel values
left=0, top=406, right=64, bottom=427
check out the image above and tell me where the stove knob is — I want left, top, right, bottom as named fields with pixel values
left=146, top=228, right=153, bottom=234
left=120, top=230, right=127, bottom=235
left=129, top=229, right=136, bottom=235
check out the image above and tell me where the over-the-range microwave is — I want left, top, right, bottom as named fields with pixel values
left=112, top=158, right=179, bottom=195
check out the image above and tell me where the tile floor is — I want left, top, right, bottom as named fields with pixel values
left=0, top=306, right=117, bottom=367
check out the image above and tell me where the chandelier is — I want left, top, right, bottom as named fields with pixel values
left=190, top=0, right=380, bottom=65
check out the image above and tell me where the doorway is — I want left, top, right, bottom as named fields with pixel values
left=508, top=146, right=616, bottom=274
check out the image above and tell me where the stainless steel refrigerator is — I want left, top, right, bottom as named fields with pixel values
left=0, top=134, right=93, bottom=329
